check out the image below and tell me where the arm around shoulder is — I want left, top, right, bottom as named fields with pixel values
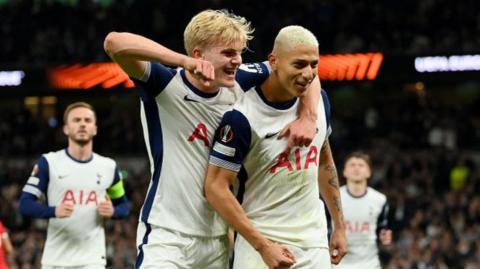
left=278, top=77, right=321, bottom=151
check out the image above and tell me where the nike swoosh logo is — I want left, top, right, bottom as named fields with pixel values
left=265, top=131, right=280, bottom=139
left=183, top=95, right=200, bottom=103
left=58, top=174, right=68, bottom=179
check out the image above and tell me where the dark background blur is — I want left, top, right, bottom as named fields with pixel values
left=0, top=0, right=479, bottom=268
left=1, top=0, right=479, bottom=64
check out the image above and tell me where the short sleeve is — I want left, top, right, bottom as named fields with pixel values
left=236, top=61, right=271, bottom=91
left=209, top=110, right=252, bottom=172
left=134, top=62, right=177, bottom=99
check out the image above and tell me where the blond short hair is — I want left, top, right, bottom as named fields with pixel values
left=273, top=25, right=318, bottom=52
left=63, top=102, right=96, bottom=124
left=184, top=9, right=254, bottom=56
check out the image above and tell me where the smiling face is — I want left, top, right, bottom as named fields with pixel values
left=184, top=10, right=253, bottom=89
left=63, top=106, right=97, bottom=146
left=268, top=25, right=320, bottom=99
left=270, top=44, right=318, bottom=98
left=199, top=41, right=244, bottom=88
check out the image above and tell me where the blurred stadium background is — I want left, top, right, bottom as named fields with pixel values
left=0, top=0, right=479, bottom=268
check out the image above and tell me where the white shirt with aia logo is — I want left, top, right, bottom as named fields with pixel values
left=210, top=87, right=332, bottom=248
left=334, top=186, right=389, bottom=269
left=22, top=149, right=121, bottom=267
left=135, top=62, right=270, bottom=237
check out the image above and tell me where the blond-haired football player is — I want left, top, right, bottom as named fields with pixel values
left=104, top=10, right=321, bottom=269
left=205, top=25, right=347, bottom=269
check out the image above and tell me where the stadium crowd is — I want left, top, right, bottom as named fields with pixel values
left=0, top=0, right=479, bottom=64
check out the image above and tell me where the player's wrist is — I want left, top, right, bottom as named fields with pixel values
left=303, top=111, right=318, bottom=122
left=51, top=206, right=59, bottom=218
left=333, top=221, right=345, bottom=231
left=182, top=56, right=194, bottom=70
left=254, top=239, right=273, bottom=253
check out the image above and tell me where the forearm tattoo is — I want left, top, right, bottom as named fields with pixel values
left=333, top=196, right=344, bottom=221
left=326, top=164, right=342, bottom=214
left=320, top=142, right=343, bottom=219
left=326, top=164, right=339, bottom=189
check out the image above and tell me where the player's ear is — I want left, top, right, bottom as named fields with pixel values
left=192, top=47, right=203, bottom=59
left=63, top=124, right=69, bottom=136
left=268, top=53, right=277, bottom=71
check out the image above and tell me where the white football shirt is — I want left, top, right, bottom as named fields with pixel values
left=135, top=62, right=270, bottom=237
left=210, top=87, right=332, bottom=248
left=334, top=186, right=389, bottom=269
left=22, top=149, right=121, bottom=267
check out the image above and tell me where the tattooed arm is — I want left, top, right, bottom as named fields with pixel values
left=318, top=139, right=347, bottom=264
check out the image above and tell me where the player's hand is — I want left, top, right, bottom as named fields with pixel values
left=55, top=203, right=74, bottom=218
left=329, top=228, right=347, bottom=265
left=379, top=229, right=392, bottom=245
left=184, top=57, right=215, bottom=87
left=97, top=194, right=114, bottom=218
left=258, top=241, right=296, bottom=269
left=278, top=117, right=316, bottom=154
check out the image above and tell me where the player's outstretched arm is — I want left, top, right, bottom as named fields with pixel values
left=205, top=164, right=296, bottom=269
left=103, top=32, right=214, bottom=84
left=278, top=77, right=320, bottom=153
left=318, top=140, right=347, bottom=264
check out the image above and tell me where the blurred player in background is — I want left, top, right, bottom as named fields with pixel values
left=205, top=25, right=347, bottom=269
left=104, top=9, right=320, bottom=269
left=18, top=102, right=130, bottom=269
left=334, top=151, right=392, bottom=269
left=0, top=220, right=14, bottom=269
